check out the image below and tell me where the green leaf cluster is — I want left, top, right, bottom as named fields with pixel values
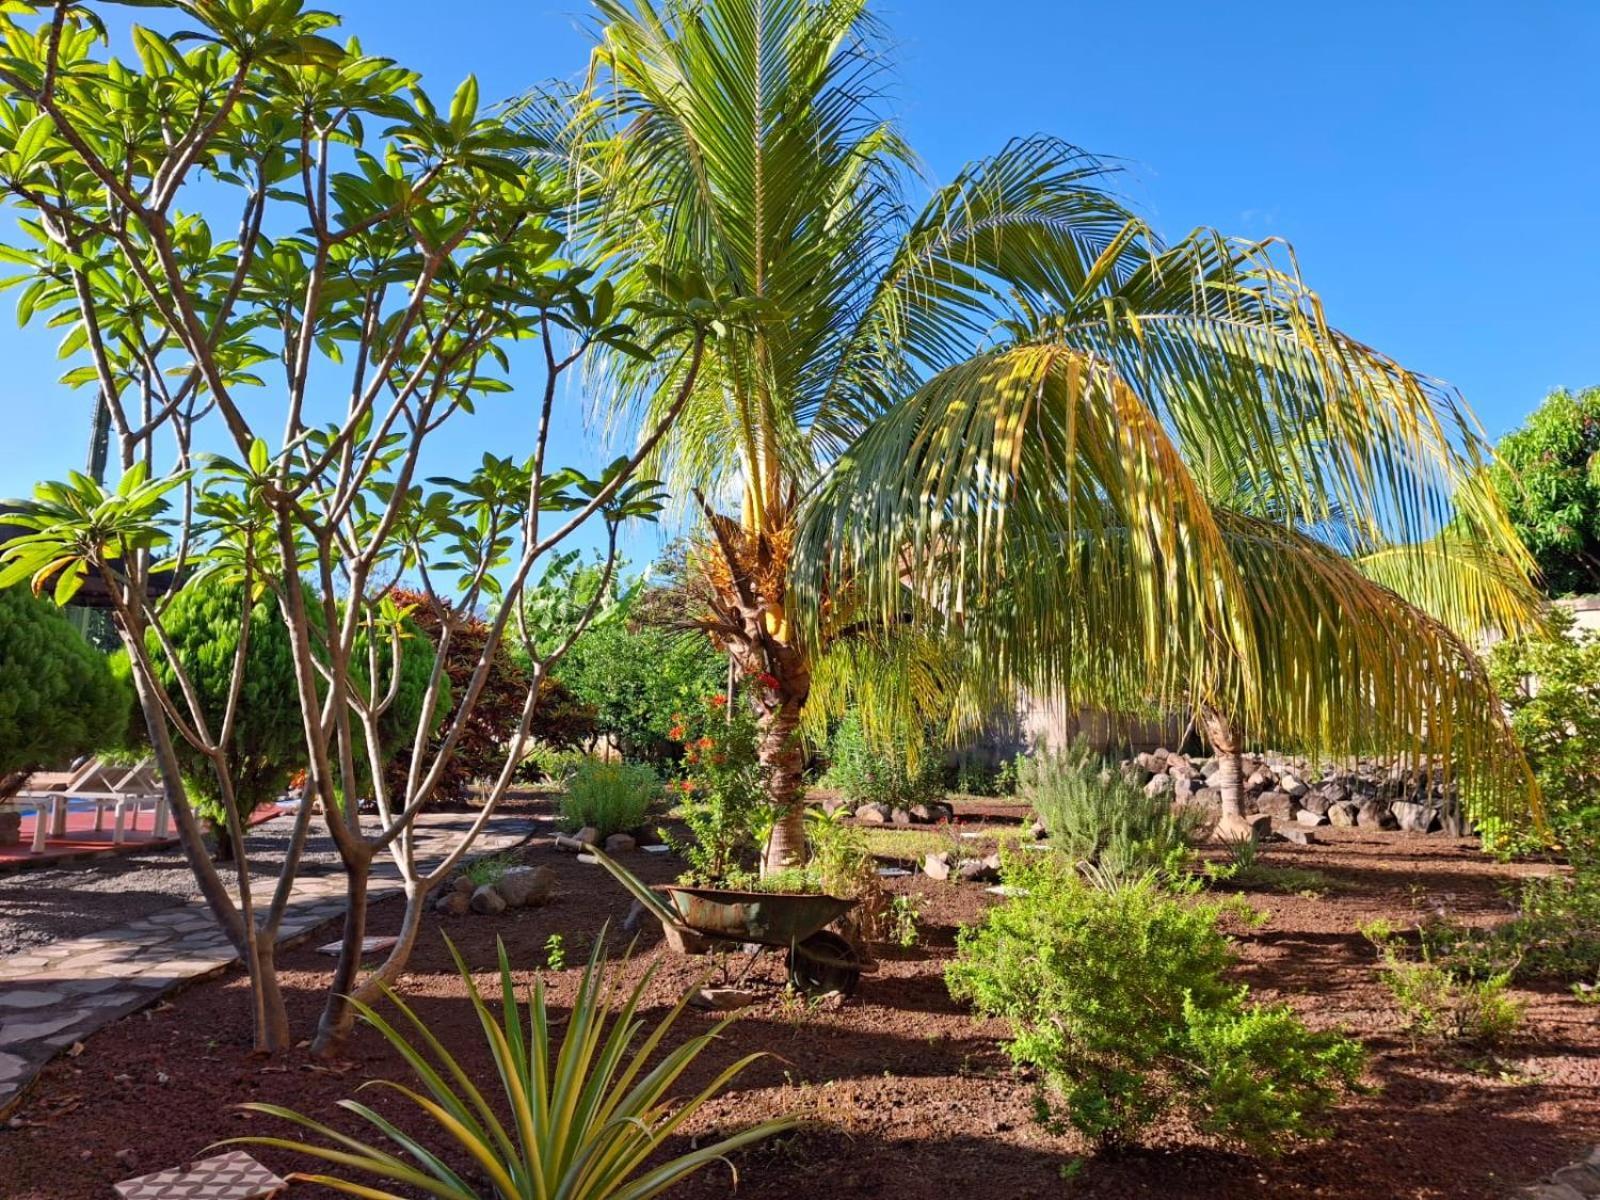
left=0, top=585, right=129, bottom=782
left=947, top=861, right=1364, bottom=1153
left=1493, top=386, right=1600, bottom=597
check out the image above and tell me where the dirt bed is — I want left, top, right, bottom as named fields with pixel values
left=3, top=808, right=1597, bottom=1200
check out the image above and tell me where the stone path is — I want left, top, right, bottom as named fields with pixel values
left=0, top=811, right=532, bottom=1114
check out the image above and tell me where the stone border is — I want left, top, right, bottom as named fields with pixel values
left=1515, top=1146, right=1600, bottom=1198
left=0, top=811, right=532, bottom=1118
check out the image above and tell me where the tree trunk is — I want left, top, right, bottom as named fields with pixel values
left=318, top=875, right=432, bottom=1055
left=310, top=844, right=373, bottom=1057
left=1199, top=706, right=1254, bottom=842
left=759, top=682, right=809, bottom=873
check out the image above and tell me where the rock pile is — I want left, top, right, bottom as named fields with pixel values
left=824, top=797, right=956, bottom=826
left=1125, top=747, right=1465, bottom=835
left=434, top=863, right=556, bottom=917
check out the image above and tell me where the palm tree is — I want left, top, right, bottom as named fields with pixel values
left=530, top=0, right=1533, bottom=869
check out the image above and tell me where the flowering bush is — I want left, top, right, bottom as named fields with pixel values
left=662, top=692, right=772, bottom=883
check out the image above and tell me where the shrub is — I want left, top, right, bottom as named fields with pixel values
left=1022, top=741, right=1205, bottom=881
left=0, top=585, right=129, bottom=794
left=519, top=744, right=592, bottom=786
left=947, top=859, right=1364, bottom=1152
left=113, top=578, right=435, bottom=832
left=1363, top=921, right=1523, bottom=1047
left=1486, top=607, right=1600, bottom=862
left=663, top=692, right=771, bottom=883
left=560, top=760, right=659, bottom=837
left=233, top=935, right=795, bottom=1198
left=823, top=711, right=945, bottom=811
left=1491, top=385, right=1600, bottom=597
left=387, top=588, right=594, bottom=804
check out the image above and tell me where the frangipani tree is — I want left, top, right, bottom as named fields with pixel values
left=0, top=0, right=705, bottom=1053
left=535, top=0, right=1536, bottom=868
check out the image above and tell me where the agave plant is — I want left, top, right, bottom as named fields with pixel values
left=226, top=935, right=794, bottom=1199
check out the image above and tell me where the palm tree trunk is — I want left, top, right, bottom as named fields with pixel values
left=758, top=675, right=809, bottom=872
left=1199, top=706, right=1254, bottom=841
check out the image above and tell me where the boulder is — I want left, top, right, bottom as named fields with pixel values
left=470, top=884, right=507, bottom=916
left=604, top=833, right=637, bottom=854
left=434, top=890, right=471, bottom=916
left=1244, top=768, right=1275, bottom=793
left=891, top=807, right=914, bottom=826
left=922, top=851, right=952, bottom=881
left=497, top=865, right=556, bottom=908
left=1144, top=772, right=1173, bottom=798
left=452, top=874, right=475, bottom=894
left=1193, top=786, right=1221, bottom=808
left=574, top=825, right=601, bottom=847
left=1327, top=801, right=1360, bottom=828
left=1171, top=776, right=1195, bottom=801
left=1030, top=818, right=1049, bottom=840
left=822, top=794, right=852, bottom=816
left=1279, top=775, right=1309, bottom=799
left=910, top=801, right=955, bottom=823
left=1391, top=801, right=1439, bottom=834
left=958, top=854, right=1002, bottom=884
left=1300, top=792, right=1333, bottom=817
left=1281, top=827, right=1319, bottom=846
left=1295, top=808, right=1329, bottom=828
left=1254, top=791, right=1298, bottom=819
left=855, top=803, right=890, bottom=824
left=1356, top=799, right=1397, bottom=830
left=1317, top=783, right=1351, bottom=806
left=1216, top=812, right=1273, bottom=844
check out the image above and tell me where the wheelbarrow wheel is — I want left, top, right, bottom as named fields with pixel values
left=787, top=930, right=861, bottom=997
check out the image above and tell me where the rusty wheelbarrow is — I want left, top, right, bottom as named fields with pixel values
left=591, top=849, right=870, bottom=996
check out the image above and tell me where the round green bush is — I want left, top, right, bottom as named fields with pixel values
left=0, top=586, right=129, bottom=788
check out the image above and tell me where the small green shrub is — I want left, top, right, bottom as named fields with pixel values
left=948, top=858, right=1364, bottom=1153
left=464, top=852, right=517, bottom=888
left=1022, top=741, right=1205, bottom=882
left=823, top=711, right=945, bottom=811
left=1363, top=921, right=1523, bottom=1047
left=561, top=760, right=659, bottom=837
left=664, top=693, right=771, bottom=884
left=519, top=743, right=592, bottom=786
left=1513, top=868, right=1600, bottom=985
left=890, top=894, right=921, bottom=947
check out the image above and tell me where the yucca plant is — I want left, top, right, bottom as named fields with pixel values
left=225, top=935, right=795, bottom=1198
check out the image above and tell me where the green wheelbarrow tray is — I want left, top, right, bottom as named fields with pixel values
left=590, top=848, right=874, bottom=994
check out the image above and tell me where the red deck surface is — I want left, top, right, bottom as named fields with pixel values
left=0, top=804, right=285, bottom=868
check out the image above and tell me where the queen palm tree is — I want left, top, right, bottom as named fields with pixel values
left=531, top=0, right=1534, bottom=869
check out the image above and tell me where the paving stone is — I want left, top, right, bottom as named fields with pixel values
left=114, top=1149, right=287, bottom=1199
left=0, top=989, right=67, bottom=1010
left=0, top=1012, right=84, bottom=1043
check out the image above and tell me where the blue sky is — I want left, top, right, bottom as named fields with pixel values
left=2, top=0, right=1596, bottom=564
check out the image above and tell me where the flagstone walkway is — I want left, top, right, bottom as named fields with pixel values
left=0, top=810, right=532, bottom=1114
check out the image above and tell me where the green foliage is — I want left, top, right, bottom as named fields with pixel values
left=543, top=932, right=567, bottom=972
left=663, top=693, right=771, bottom=884
left=1021, top=742, right=1205, bottom=882
left=560, top=760, right=659, bottom=837
left=823, top=711, right=945, bottom=811
left=111, top=578, right=301, bottom=825
left=1513, top=868, right=1600, bottom=985
left=1363, top=922, right=1523, bottom=1048
left=524, top=556, right=726, bottom=764
left=463, top=853, right=517, bottom=889
left=1487, top=607, right=1600, bottom=862
left=1399, top=870, right=1600, bottom=995
left=1492, top=386, right=1600, bottom=597
left=113, top=578, right=435, bottom=826
left=948, top=859, right=1364, bottom=1152
left=0, top=586, right=129, bottom=785
left=889, top=894, right=922, bottom=948
left=520, top=744, right=592, bottom=786
left=231, top=935, right=796, bottom=1199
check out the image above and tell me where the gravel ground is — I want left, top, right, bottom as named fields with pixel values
left=0, top=812, right=348, bottom=957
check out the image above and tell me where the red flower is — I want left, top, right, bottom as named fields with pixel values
left=709, top=694, right=728, bottom=708
left=756, top=672, right=781, bottom=690
left=695, top=735, right=716, bottom=750
left=668, top=725, right=686, bottom=741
